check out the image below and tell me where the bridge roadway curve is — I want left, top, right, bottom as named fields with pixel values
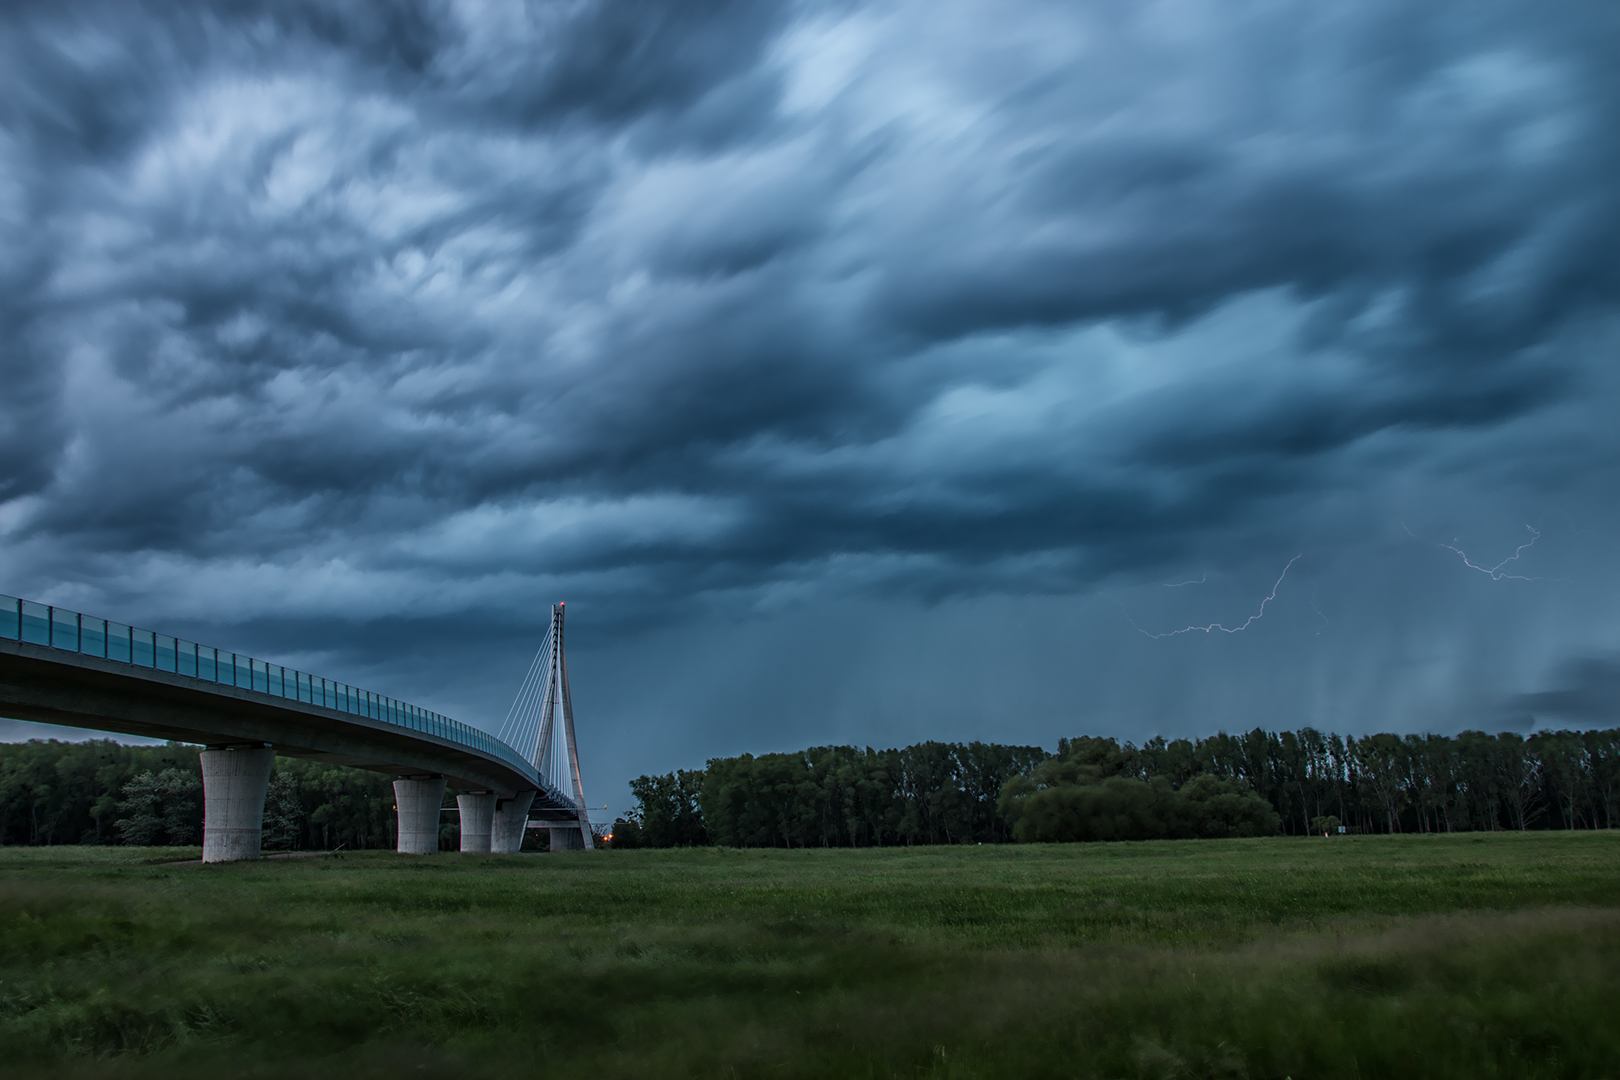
left=0, top=595, right=587, bottom=860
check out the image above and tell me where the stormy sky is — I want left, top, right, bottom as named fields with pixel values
left=3, top=1, right=1619, bottom=815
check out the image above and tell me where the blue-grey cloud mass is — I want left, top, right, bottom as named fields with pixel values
left=3, top=0, right=1620, bottom=816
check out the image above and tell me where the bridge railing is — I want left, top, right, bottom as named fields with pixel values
left=0, top=594, right=551, bottom=796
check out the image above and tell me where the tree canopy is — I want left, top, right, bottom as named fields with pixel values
left=614, top=726, right=1620, bottom=847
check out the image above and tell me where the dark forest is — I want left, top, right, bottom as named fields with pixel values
left=4, top=726, right=1616, bottom=849
left=613, top=728, right=1620, bottom=847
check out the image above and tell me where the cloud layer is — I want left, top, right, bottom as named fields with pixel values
left=3, top=1, right=1619, bottom=807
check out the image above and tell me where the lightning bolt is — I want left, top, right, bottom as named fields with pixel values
left=1122, top=555, right=1302, bottom=638
left=1162, top=573, right=1208, bottom=587
left=1433, top=524, right=1543, bottom=581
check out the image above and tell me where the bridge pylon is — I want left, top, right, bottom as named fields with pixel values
left=496, top=602, right=594, bottom=851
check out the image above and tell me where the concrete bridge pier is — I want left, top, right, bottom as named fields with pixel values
left=490, top=790, right=535, bottom=854
left=200, top=745, right=275, bottom=863
left=547, top=824, right=587, bottom=851
left=394, top=775, right=447, bottom=854
left=456, top=792, right=496, bottom=853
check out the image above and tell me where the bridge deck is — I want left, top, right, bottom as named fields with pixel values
left=0, top=595, right=575, bottom=808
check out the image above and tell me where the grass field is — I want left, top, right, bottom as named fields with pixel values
left=2, top=833, right=1618, bottom=1078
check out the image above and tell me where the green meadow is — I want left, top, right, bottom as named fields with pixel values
left=2, top=833, right=1618, bottom=1078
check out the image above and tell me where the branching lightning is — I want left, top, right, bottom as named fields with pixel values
left=1404, top=520, right=1559, bottom=582
left=1445, top=524, right=1542, bottom=582
left=1121, top=555, right=1302, bottom=638
left=1163, top=573, right=1208, bottom=587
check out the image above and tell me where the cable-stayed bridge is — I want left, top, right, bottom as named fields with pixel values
left=0, top=594, right=593, bottom=860
left=496, top=603, right=594, bottom=850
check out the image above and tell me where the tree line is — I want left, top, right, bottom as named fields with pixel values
left=612, top=726, right=1620, bottom=847
left=6, top=724, right=1617, bottom=850
left=0, top=739, right=399, bottom=849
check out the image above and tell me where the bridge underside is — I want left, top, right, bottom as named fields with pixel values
left=0, top=640, right=558, bottom=800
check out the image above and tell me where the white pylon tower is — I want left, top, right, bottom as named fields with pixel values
left=495, top=602, right=594, bottom=850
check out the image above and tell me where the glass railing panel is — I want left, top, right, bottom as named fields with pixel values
left=21, top=601, right=50, bottom=646
left=51, top=608, right=78, bottom=652
left=132, top=629, right=154, bottom=668
left=81, top=617, right=106, bottom=658
left=2, top=592, right=539, bottom=774
left=107, top=623, right=131, bottom=662
left=155, top=634, right=176, bottom=672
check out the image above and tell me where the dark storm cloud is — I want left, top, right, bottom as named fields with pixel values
left=3, top=0, right=1620, bottom=794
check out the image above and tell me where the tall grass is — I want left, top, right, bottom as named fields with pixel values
left=2, top=832, right=1617, bottom=1077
